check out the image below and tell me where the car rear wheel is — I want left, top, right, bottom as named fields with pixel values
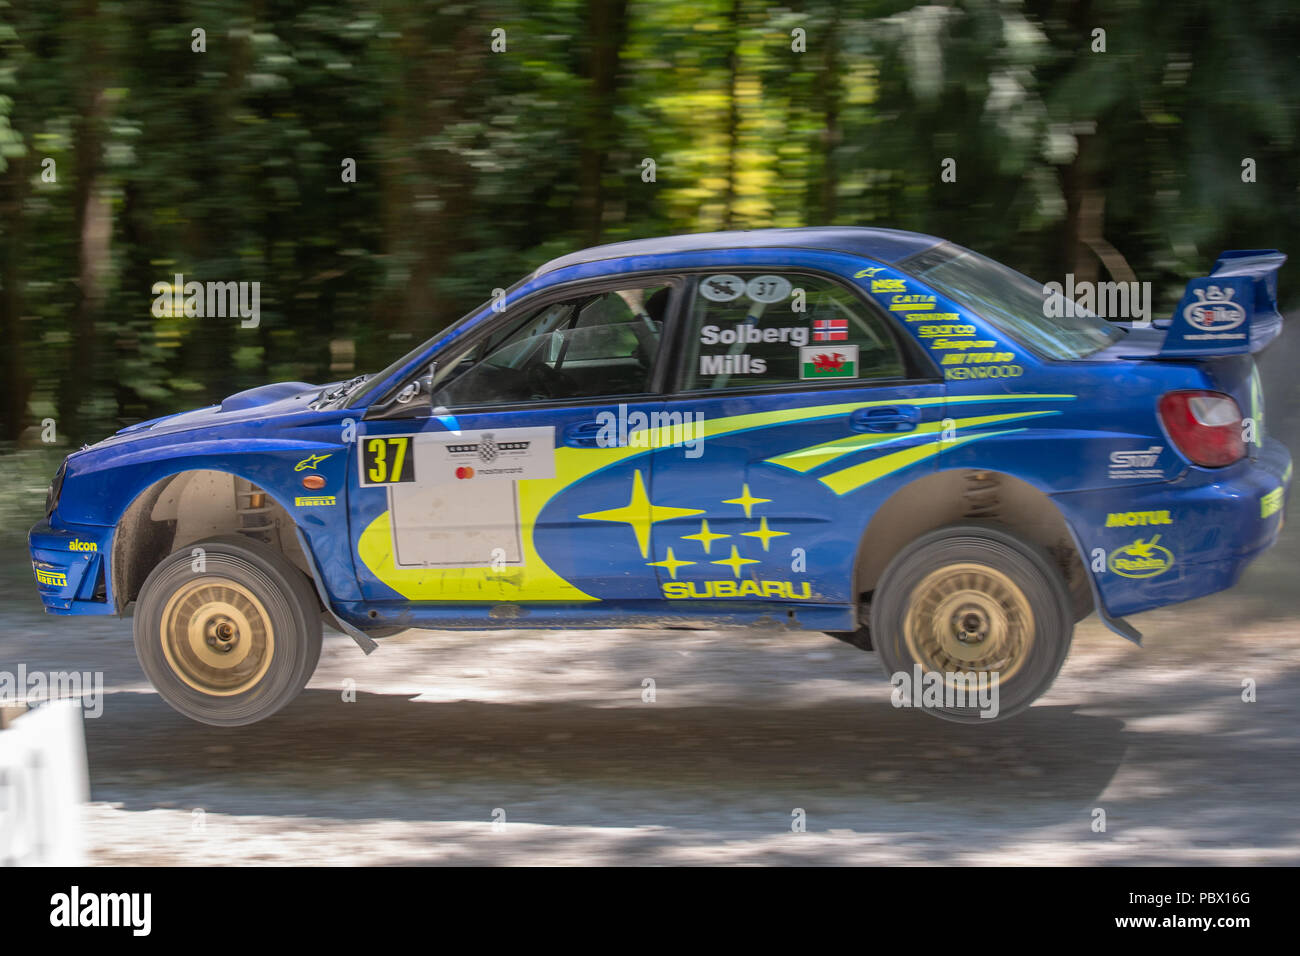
left=870, top=523, right=1072, bottom=723
left=133, top=535, right=322, bottom=726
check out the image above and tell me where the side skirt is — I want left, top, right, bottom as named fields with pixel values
left=331, top=600, right=857, bottom=634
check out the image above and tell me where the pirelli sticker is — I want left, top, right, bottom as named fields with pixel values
left=34, top=567, right=67, bottom=587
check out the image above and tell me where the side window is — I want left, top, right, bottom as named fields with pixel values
left=681, top=272, right=904, bottom=390
left=434, top=283, right=674, bottom=407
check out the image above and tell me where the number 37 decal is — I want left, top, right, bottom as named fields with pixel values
left=360, top=435, right=415, bottom=486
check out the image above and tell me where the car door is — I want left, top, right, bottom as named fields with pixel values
left=646, top=268, right=945, bottom=607
left=350, top=278, right=682, bottom=607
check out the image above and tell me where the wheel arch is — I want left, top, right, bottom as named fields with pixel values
left=852, top=468, right=1093, bottom=622
left=111, top=467, right=314, bottom=614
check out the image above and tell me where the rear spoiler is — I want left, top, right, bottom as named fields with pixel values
left=1156, top=250, right=1286, bottom=358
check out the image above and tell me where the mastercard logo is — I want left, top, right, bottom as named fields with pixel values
left=455, top=466, right=475, bottom=480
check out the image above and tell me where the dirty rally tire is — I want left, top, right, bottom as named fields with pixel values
left=869, top=523, right=1073, bottom=723
left=133, top=535, right=322, bottom=727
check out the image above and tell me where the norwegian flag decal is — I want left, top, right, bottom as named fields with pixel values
left=813, top=319, right=848, bottom=341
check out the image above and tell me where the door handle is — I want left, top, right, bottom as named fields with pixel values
left=563, top=420, right=606, bottom=448
left=850, top=406, right=920, bottom=433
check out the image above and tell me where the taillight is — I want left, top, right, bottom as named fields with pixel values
left=1158, top=390, right=1244, bottom=467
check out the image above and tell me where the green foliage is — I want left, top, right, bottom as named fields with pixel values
left=0, top=0, right=1297, bottom=445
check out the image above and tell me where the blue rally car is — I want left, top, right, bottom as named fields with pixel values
left=29, top=228, right=1290, bottom=725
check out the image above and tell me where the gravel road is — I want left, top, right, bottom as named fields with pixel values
left=3, top=328, right=1298, bottom=866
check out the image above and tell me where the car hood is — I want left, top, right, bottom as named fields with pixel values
left=81, top=381, right=326, bottom=453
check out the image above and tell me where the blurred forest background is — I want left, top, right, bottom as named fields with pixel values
left=2, top=0, right=1299, bottom=449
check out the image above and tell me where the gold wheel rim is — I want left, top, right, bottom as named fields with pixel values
left=903, top=562, right=1033, bottom=687
left=160, top=577, right=275, bottom=696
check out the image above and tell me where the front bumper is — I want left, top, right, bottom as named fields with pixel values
left=1057, top=438, right=1291, bottom=618
left=28, top=521, right=115, bottom=615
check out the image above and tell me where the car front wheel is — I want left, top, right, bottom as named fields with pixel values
left=132, top=535, right=322, bottom=726
left=869, top=523, right=1073, bottom=723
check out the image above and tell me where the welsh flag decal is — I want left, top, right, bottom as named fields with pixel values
left=799, top=344, right=858, bottom=379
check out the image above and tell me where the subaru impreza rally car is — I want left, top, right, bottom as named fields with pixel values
left=29, top=228, right=1290, bottom=725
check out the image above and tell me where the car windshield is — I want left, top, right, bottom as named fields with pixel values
left=344, top=280, right=533, bottom=408
left=899, top=243, right=1124, bottom=360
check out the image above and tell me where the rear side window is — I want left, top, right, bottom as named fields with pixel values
left=680, top=272, right=905, bottom=390
left=900, top=242, right=1124, bottom=359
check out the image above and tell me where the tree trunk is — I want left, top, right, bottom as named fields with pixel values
left=815, top=10, right=842, bottom=223
left=379, top=6, right=486, bottom=340
left=58, top=3, right=111, bottom=444
left=0, top=152, right=30, bottom=442
left=576, top=0, right=629, bottom=246
left=723, top=0, right=743, bottom=229
left=1061, top=134, right=1100, bottom=285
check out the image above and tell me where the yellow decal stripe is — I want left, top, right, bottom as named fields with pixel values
left=695, top=393, right=1073, bottom=443
left=766, top=410, right=1059, bottom=473
left=358, top=395, right=1073, bottom=601
left=819, top=428, right=1025, bottom=496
